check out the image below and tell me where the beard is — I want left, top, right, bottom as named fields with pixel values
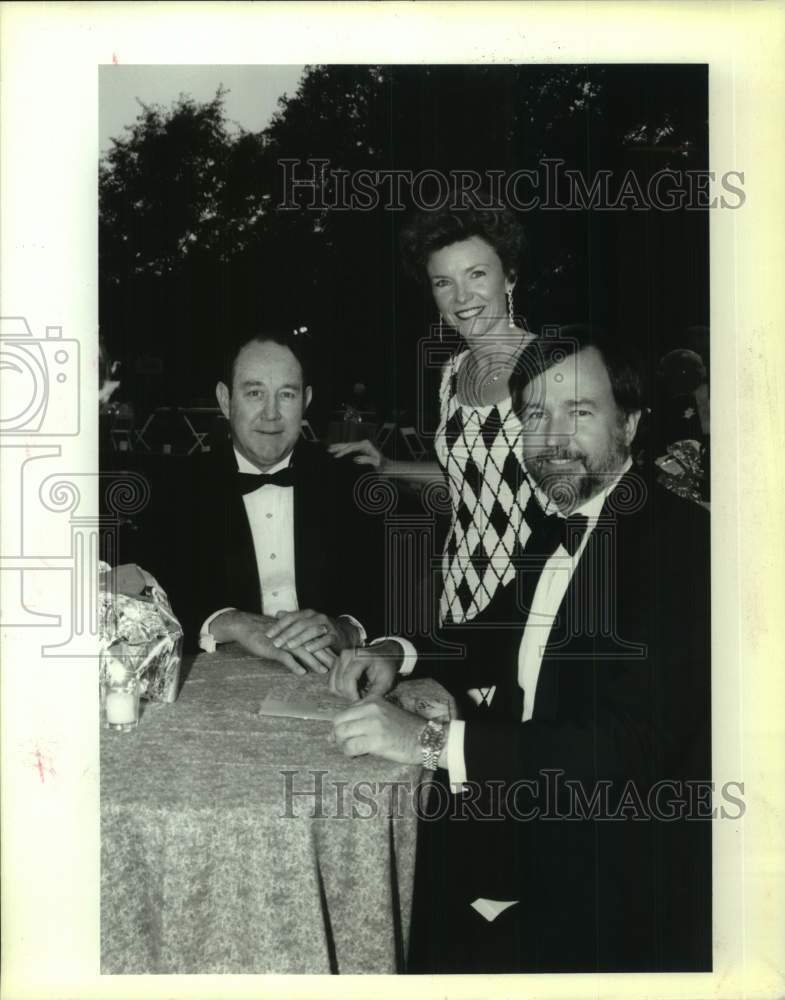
left=526, top=429, right=630, bottom=513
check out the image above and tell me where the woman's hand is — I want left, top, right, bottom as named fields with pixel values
left=328, top=439, right=386, bottom=470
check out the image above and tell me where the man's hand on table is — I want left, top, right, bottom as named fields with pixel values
left=264, top=609, right=360, bottom=658
left=209, top=610, right=334, bottom=676
left=328, top=641, right=402, bottom=700
left=332, top=695, right=436, bottom=766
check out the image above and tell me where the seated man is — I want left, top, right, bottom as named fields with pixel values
left=130, top=329, right=384, bottom=674
left=329, top=326, right=711, bottom=972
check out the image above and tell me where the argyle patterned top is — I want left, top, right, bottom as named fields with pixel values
left=435, top=350, right=535, bottom=625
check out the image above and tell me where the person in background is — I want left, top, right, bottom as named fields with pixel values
left=657, top=347, right=709, bottom=446
left=655, top=346, right=710, bottom=503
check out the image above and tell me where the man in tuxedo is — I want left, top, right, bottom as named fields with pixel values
left=135, top=330, right=384, bottom=675
left=329, top=327, right=711, bottom=972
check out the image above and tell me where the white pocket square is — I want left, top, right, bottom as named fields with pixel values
left=470, top=898, right=519, bottom=922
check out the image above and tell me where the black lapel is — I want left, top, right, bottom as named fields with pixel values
left=291, top=441, right=326, bottom=611
left=220, top=446, right=262, bottom=613
left=531, top=471, right=647, bottom=722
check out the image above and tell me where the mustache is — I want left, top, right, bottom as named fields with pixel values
left=528, top=449, right=585, bottom=463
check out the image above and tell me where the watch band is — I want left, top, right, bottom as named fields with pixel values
left=419, top=719, right=448, bottom=770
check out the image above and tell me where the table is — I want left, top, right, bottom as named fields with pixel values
left=101, top=647, right=422, bottom=974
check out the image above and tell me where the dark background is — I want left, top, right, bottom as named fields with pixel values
left=99, top=63, right=709, bottom=439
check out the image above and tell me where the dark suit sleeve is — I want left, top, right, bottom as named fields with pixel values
left=118, top=465, right=205, bottom=651
left=114, top=453, right=250, bottom=652
left=462, top=661, right=654, bottom=786
left=408, top=619, right=526, bottom=719
left=412, top=490, right=710, bottom=795
left=462, top=494, right=710, bottom=790
left=327, top=459, right=389, bottom=639
left=406, top=636, right=657, bottom=794
left=407, top=615, right=658, bottom=788
left=291, top=446, right=390, bottom=639
left=413, top=488, right=711, bottom=972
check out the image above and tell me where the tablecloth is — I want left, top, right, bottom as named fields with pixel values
left=101, top=646, right=423, bottom=974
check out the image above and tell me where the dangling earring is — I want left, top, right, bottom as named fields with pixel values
left=438, top=313, right=445, bottom=343
left=507, top=288, right=516, bottom=329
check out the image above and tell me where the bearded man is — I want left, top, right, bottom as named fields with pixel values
left=329, top=325, right=711, bottom=974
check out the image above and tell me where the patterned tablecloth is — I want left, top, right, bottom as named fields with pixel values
left=101, top=646, right=423, bottom=974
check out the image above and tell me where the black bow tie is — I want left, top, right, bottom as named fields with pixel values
left=525, top=499, right=589, bottom=558
left=236, top=467, right=296, bottom=494
left=553, top=512, right=589, bottom=556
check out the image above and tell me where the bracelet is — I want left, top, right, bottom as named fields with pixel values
left=419, top=719, right=448, bottom=770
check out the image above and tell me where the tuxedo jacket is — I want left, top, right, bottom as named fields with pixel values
left=129, top=439, right=387, bottom=651
left=408, top=474, right=711, bottom=973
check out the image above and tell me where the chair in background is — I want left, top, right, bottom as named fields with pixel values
left=180, top=406, right=222, bottom=454
left=399, top=426, right=429, bottom=461
left=133, top=411, right=156, bottom=452
left=110, top=404, right=135, bottom=453
left=375, top=422, right=396, bottom=451
left=300, top=419, right=319, bottom=442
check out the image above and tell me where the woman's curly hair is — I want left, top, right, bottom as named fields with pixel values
left=399, top=199, right=526, bottom=286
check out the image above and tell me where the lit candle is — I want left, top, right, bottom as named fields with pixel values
left=101, top=645, right=140, bottom=730
left=105, top=690, right=138, bottom=725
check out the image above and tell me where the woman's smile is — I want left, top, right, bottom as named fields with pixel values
left=427, top=235, right=513, bottom=350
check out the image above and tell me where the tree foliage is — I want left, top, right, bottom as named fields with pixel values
left=100, top=88, right=272, bottom=279
left=99, top=65, right=708, bottom=415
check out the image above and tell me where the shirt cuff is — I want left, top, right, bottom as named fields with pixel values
left=338, top=613, right=367, bottom=647
left=198, top=607, right=237, bottom=652
left=446, top=720, right=467, bottom=790
left=368, top=636, right=419, bottom=674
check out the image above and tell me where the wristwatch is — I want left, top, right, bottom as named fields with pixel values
left=419, top=719, right=448, bottom=770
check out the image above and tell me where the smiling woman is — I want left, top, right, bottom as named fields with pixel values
left=428, top=235, right=514, bottom=362
left=331, top=198, right=538, bottom=626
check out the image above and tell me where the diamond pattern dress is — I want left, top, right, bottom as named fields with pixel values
left=435, top=349, right=534, bottom=626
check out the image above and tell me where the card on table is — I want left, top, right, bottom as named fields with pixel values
left=256, top=690, right=350, bottom=721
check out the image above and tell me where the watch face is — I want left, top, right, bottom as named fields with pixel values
left=420, top=721, right=445, bottom=750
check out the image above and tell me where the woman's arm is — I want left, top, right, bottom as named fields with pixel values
left=328, top=439, right=445, bottom=488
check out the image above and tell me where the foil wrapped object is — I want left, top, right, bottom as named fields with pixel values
left=99, top=562, right=183, bottom=703
left=655, top=439, right=707, bottom=505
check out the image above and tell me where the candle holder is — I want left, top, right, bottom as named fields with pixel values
left=100, top=644, right=141, bottom=731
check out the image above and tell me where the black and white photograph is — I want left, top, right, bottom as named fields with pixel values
left=1, top=3, right=784, bottom=998
left=97, top=60, right=714, bottom=976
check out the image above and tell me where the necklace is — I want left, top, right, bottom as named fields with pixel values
left=479, top=331, right=536, bottom=390
left=458, top=332, right=534, bottom=403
